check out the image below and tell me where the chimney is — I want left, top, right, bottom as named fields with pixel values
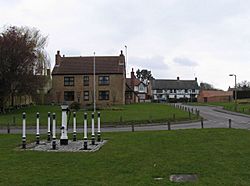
left=195, top=77, right=197, bottom=81
left=131, top=68, right=135, bottom=89
left=55, top=50, right=61, bottom=66
left=47, top=69, right=51, bottom=77
left=119, top=50, right=125, bottom=71
left=177, top=77, right=180, bottom=80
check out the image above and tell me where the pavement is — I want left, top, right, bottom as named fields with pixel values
left=1, top=104, right=250, bottom=134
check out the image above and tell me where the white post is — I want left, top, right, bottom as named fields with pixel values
left=47, top=112, right=51, bottom=141
left=234, top=75, right=237, bottom=111
left=36, top=112, right=40, bottom=144
left=97, top=112, right=101, bottom=142
left=84, top=113, right=88, bottom=150
left=91, top=112, right=95, bottom=145
left=60, top=104, right=69, bottom=145
left=73, top=112, right=77, bottom=141
left=22, top=112, right=26, bottom=149
left=52, top=113, right=56, bottom=150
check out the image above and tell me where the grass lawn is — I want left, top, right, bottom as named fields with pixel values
left=0, top=103, right=196, bottom=127
left=1, top=129, right=250, bottom=185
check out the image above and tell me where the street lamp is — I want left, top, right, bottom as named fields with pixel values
left=93, top=52, right=96, bottom=113
left=229, top=74, right=237, bottom=111
left=125, top=45, right=128, bottom=78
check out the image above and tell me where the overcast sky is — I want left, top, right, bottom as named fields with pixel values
left=1, top=0, right=250, bottom=90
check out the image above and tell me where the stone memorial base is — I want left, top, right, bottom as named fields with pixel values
left=21, top=140, right=107, bottom=152
left=60, top=139, right=68, bottom=145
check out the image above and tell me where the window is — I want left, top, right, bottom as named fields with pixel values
left=83, top=76, right=89, bottom=86
left=139, top=84, right=144, bottom=92
left=64, top=77, right=74, bottom=86
left=83, top=91, right=89, bottom=101
left=64, top=91, right=74, bottom=101
left=99, top=76, right=109, bottom=85
left=185, top=89, right=188, bottom=93
left=99, top=91, right=109, bottom=100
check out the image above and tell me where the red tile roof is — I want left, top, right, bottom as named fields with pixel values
left=126, top=78, right=141, bottom=88
left=52, top=55, right=125, bottom=75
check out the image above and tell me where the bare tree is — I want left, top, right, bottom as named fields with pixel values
left=136, top=69, right=153, bottom=81
left=200, top=82, right=214, bottom=90
left=200, top=82, right=223, bottom=91
left=237, top=80, right=250, bottom=89
left=0, top=26, right=50, bottom=112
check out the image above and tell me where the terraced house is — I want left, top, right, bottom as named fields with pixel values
left=51, top=50, right=126, bottom=107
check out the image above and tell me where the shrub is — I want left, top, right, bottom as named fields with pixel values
left=69, top=102, right=81, bottom=111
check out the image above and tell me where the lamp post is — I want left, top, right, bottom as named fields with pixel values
left=125, top=45, right=127, bottom=77
left=229, top=74, right=237, bottom=111
left=93, top=52, right=96, bottom=113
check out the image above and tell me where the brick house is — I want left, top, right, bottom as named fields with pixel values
left=151, top=77, right=200, bottom=102
left=125, top=69, right=152, bottom=103
left=197, top=90, right=233, bottom=103
left=51, top=50, right=126, bottom=107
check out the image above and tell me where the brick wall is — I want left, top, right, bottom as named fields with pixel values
left=198, top=96, right=232, bottom=103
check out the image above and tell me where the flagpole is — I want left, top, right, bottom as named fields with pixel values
left=93, top=52, right=96, bottom=113
left=125, top=45, right=127, bottom=77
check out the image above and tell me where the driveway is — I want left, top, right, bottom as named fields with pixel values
left=1, top=105, right=250, bottom=134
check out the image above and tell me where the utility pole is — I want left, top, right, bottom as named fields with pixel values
left=93, top=52, right=96, bottom=113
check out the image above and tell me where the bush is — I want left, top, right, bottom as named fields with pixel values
left=69, top=102, right=81, bottom=111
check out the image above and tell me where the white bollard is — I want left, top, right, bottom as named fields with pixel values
left=97, top=112, right=101, bottom=142
left=47, top=112, right=51, bottom=141
left=36, top=112, right=40, bottom=144
left=91, top=112, right=95, bottom=145
left=84, top=113, right=88, bottom=150
left=52, top=113, right=56, bottom=150
left=73, top=112, right=77, bottom=141
left=22, top=112, right=26, bottom=149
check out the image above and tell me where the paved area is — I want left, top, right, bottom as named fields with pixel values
left=24, top=140, right=107, bottom=152
left=2, top=105, right=250, bottom=135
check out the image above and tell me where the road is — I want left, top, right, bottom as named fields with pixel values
left=1, top=105, right=250, bottom=134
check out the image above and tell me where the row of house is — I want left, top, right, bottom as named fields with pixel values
left=151, top=77, right=199, bottom=102
left=50, top=50, right=233, bottom=107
